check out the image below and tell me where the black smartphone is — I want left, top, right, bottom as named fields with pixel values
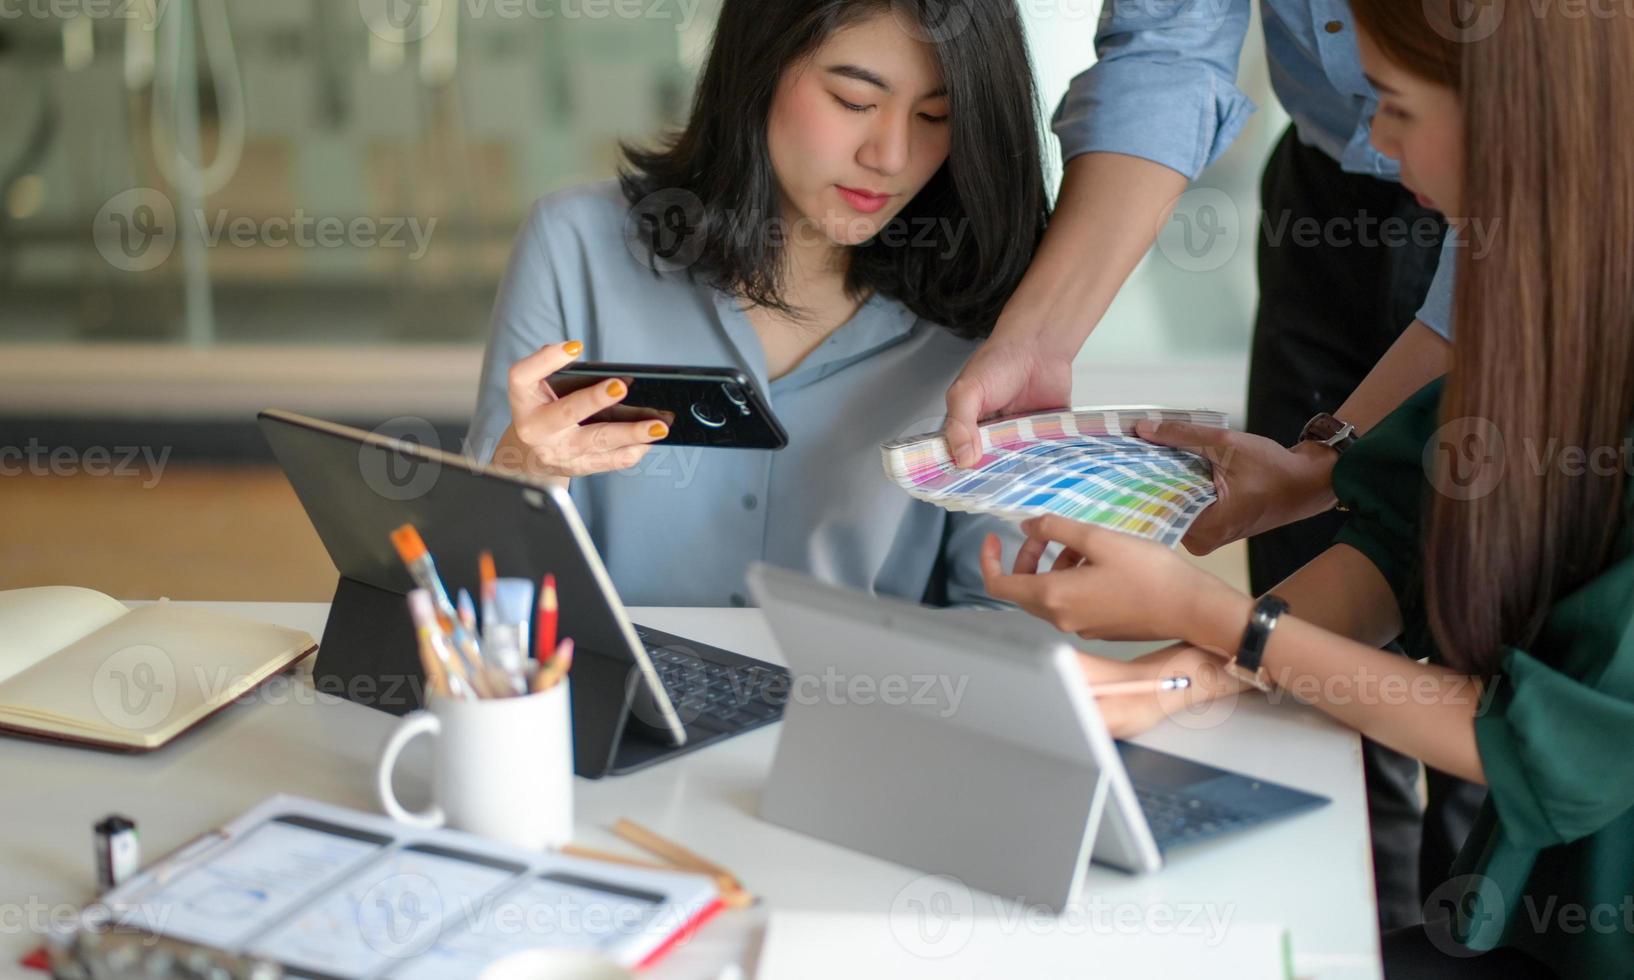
left=551, top=362, right=789, bottom=449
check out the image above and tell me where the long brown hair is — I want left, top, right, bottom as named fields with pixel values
left=1351, top=0, right=1634, bottom=676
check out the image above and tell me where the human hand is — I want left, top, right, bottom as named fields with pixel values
left=1134, top=420, right=1339, bottom=556
left=980, top=514, right=1248, bottom=644
left=943, top=337, right=1072, bottom=468
left=490, top=341, right=670, bottom=484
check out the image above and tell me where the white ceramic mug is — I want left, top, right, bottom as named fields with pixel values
left=376, top=682, right=574, bottom=850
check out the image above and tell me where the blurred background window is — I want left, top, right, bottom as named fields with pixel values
left=0, top=0, right=1281, bottom=597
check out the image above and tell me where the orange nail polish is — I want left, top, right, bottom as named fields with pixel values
left=562, top=340, right=584, bottom=356
left=605, top=380, right=626, bottom=398
left=649, top=423, right=669, bottom=439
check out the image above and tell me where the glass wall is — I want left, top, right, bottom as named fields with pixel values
left=1, top=0, right=1281, bottom=409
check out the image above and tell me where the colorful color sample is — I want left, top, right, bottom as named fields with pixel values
left=881, top=407, right=1226, bottom=548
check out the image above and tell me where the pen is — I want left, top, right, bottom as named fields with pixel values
left=536, top=573, right=558, bottom=662
left=1093, top=676, right=1192, bottom=698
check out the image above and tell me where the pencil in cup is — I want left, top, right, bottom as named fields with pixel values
left=531, top=638, right=574, bottom=693
left=391, top=524, right=490, bottom=684
left=407, top=589, right=476, bottom=700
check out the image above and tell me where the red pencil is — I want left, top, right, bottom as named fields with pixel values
left=536, top=573, right=558, bottom=662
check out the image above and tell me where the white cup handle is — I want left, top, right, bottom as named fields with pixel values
left=376, top=710, right=446, bottom=828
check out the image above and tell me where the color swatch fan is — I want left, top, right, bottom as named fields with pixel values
left=882, top=407, right=1226, bottom=548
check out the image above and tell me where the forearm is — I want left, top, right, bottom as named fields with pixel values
left=992, top=152, right=1189, bottom=355
left=1136, top=544, right=1407, bottom=708
left=1270, top=617, right=1484, bottom=782
left=1271, top=322, right=1454, bottom=521
left=1334, top=322, right=1453, bottom=433
left=1189, top=565, right=1485, bottom=783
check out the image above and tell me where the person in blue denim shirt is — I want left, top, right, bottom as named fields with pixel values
left=936, top=0, right=1477, bottom=930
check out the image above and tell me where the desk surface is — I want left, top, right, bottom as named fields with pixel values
left=0, top=604, right=1381, bottom=980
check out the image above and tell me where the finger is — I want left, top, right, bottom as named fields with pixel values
left=982, top=536, right=1047, bottom=612
left=1179, top=515, right=1221, bottom=557
left=507, top=341, right=585, bottom=413
left=570, top=418, right=670, bottom=455
left=1020, top=513, right=1105, bottom=557
left=1011, top=536, right=1048, bottom=576
left=1133, top=419, right=1229, bottom=452
left=542, top=377, right=633, bottom=430
left=1050, top=547, right=1086, bottom=573
left=943, top=378, right=986, bottom=469
left=980, top=533, right=1005, bottom=585
left=1073, top=651, right=1149, bottom=686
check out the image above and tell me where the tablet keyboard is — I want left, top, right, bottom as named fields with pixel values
left=641, top=639, right=788, bottom=734
left=1134, top=787, right=1256, bottom=848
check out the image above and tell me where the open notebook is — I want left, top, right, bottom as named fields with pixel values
left=882, top=407, right=1226, bottom=548
left=0, top=587, right=316, bottom=751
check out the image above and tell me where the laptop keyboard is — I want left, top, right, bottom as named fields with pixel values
left=1134, top=786, right=1257, bottom=848
left=643, top=642, right=788, bottom=732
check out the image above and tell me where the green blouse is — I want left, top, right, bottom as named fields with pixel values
left=1332, top=380, right=1634, bottom=976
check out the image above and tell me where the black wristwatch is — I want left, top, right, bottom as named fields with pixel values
left=1298, top=412, right=1358, bottom=454
left=1226, top=594, right=1289, bottom=693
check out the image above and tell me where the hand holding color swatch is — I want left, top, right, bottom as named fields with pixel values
left=882, top=407, right=1226, bottom=548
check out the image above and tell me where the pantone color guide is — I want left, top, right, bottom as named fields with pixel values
left=881, top=407, right=1226, bottom=548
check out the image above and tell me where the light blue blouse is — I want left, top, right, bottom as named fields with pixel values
left=1054, top=0, right=1456, bottom=338
left=466, top=181, right=1024, bottom=609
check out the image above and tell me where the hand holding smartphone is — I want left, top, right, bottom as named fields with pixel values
left=551, top=362, right=788, bottom=450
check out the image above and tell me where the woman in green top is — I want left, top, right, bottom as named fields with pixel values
left=976, top=3, right=1634, bottom=977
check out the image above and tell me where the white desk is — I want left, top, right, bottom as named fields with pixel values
left=0, top=604, right=1381, bottom=979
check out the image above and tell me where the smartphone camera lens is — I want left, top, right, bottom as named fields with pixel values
left=690, top=402, right=727, bottom=428
left=721, top=383, right=751, bottom=415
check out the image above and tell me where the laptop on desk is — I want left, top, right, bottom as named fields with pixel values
left=256, top=409, right=787, bottom=778
left=747, top=562, right=1328, bottom=912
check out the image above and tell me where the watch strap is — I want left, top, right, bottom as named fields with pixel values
left=1299, top=413, right=1358, bottom=454
left=1230, top=594, right=1289, bottom=690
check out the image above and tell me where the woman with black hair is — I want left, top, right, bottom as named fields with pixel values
left=466, top=0, right=1049, bottom=607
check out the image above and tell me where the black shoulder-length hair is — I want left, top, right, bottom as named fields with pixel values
left=619, top=0, right=1050, bottom=339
